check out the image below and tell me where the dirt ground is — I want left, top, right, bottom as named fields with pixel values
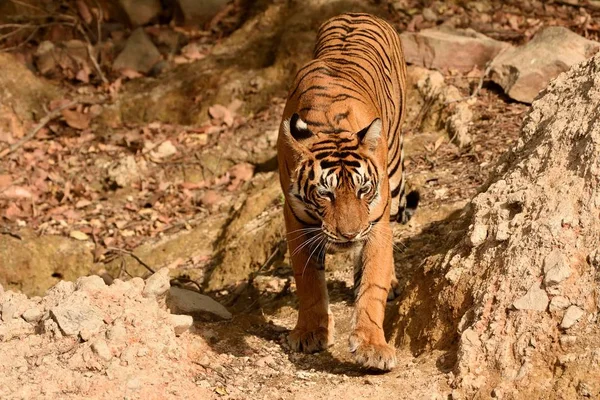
left=1, top=0, right=599, bottom=399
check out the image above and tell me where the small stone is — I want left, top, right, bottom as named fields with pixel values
left=113, top=28, right=161, bottom=74
left=76, top=275, right=107, bottom=292
left=577, top=381, right=592, bottom=397
left=422, top=7, right=437, bottom=22
left=167, top=287, right=232, bottom=321
left=559, top=335, right=577, bottom=347
left=169, top=314, right=193, bottom=336
left=468, top=223, right=488, bottom=247
left=561, top=306, right=584, bottom=329
left=51, top=302, right=104, bottom=337
left=175, top=0, right=228, bottom=26
left=106, top=320, right=127, bottom=342
left=79, top=327, right=93, bottom=342
left=513, top=283, right=549, bottom=311
left=549, top=296, right=570, bottom=313
left=22, top=307, right=44, bottom=323
left=92, top=339, right=113, bottom=361
left=151, top=140, right=177, bottom=159
left=107, top=155, right=141, bottom=188
left=256, top=355, right=276, bottom=368
left=69, top=230, right=90, bottom=241
left=118, top=0, right=161, bottom=26
left=544, top=260, right=571, bottom=286
left=142, top=267, right=170, bottom=299
left=495, top=221, right=510, bottom=241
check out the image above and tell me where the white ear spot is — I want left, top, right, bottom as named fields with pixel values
left=358, top=118, right=382, bottom=151
left=295, top=117, right=308, bottom=131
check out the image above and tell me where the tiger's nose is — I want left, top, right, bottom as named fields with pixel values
left=338, top=229, right=360, bottom=240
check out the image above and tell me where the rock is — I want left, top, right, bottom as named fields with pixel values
left=468, top=224, right=488, bottom=247
left=22, top=307, right=44, bottom=323
left=490, top=27, right=600, bottom=103
left=255, top=355, right=276, bottom=368
left=113, top=28, right=162, bottom=74
left=0, top=234, right=93, bottom=297
left=549, top=296, right=571, bottom=313
left=76, top=275, right=107, bottom=292
left=400, top=27, right=510, bottom=72
left=167, top=287, right=232, bottom=321
left=560, top=306, right=585, bottom=329
left=175, top=0, right=229, bottom=26
left=513, top=283, right=549, bottom=312
left=446, top=102, right=473, bottom=147
left=107, top=155, right=142, bottom=188
left=543, top=252, right=571, bottom=287
left=106, top=320, right=127, bottom=342
left=91, top=339, right=113, bottom=361
left=495, top=221, right=510, bottom=241
left=0, top=52, right=63, bottom=123
left=169, top=314, right=193, bottom=336
left=150, top=140, right=177, bottom=159
left=142, top=267, right=170, bottom=299
left=0, top=283, right=3, bottom=295
left=50, top=301, right=104, bottom=337
left=118, top=0, right=161, bottom=26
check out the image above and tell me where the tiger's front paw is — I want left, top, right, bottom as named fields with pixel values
left=349, top=332, right=396, bottom=371
left=288, top=327, right=333, bottom=353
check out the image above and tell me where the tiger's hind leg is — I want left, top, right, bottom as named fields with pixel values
left=349, top=220, right=396, bottom=371
left=284, top=205, right=334, bottom=353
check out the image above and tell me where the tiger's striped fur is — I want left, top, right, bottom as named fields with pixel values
left=277, top=13, right=417, bottom=371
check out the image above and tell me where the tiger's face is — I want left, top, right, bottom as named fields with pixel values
left=282, top=113, right=386, bottom=250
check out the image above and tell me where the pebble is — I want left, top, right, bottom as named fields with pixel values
left=142, top=267, right=170, bottom=299
left=91, top=339, right=113, bottom=361
left=560, top=305, right=584, bottom=329
left=76, top=275, right=107, bottom=292
left=50, top=302, right=104, bottom=337
left=468, top=223, right=488, bottom=247
left=169, top=314, right=193, bottom=336
left=543, top=251, right=571, bottom=286
left=495, top=221, right=511, bottom=241
left=255, top=355, right=276, bottom=368
left=106, top=321, right=127, bottom=342
left=549, top=296, right=570, bottom=313
left=22, top=307, right=44, bottom=323
left=513, top=283, right=549, bottom=311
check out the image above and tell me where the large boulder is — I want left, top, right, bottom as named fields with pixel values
left=490, top=26, right=600, bottom=103
left=400, top=27, right=510, bottom=72
left=388, top=54, right=600, bottom=397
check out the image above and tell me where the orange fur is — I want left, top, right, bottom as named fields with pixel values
left=277, top=13, right=411, bottom=371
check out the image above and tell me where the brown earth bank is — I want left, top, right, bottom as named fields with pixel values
left=1, top=0, right=600, bottom=399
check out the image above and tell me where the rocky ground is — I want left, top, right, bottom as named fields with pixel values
left=1, top=0, right=600, bottom=399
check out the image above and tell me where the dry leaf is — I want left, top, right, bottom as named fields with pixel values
left=119, top=68, right=143, bottom=79
left=70, top=230, right=90, bottom=241
left=76, top=0, right=93, bottom=24
left=62, top=109, right=91, bottom=130
left=433, top=136, right=445, bottom=153
left=0, top=174, right=12, bottom=190
left=1, top=186, right=34, bottom=199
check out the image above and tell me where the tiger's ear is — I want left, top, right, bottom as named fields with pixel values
left=284, top=113, right=313, bottom=142
left=357, top=118, right=382, bottom=151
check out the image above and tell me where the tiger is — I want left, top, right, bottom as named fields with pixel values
left=277, top=13, right=419, bottom=371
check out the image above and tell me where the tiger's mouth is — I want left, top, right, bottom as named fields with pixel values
left=322, top=225, right=372, bottom=251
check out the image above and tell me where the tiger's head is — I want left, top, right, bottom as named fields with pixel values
left=281, top=113, right=388, bottom=250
